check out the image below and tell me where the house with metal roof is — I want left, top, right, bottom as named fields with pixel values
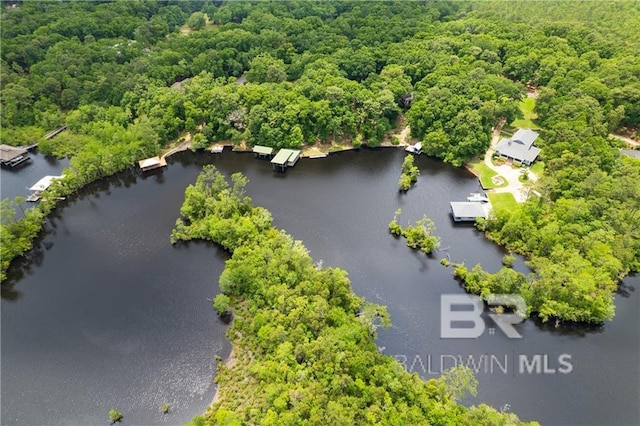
left=495, top=129, right=541, bottom=166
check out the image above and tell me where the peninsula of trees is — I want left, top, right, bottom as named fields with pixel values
left=172, top=166, right=533, bottom=425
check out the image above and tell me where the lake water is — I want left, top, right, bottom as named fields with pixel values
left=2, top=149, right=638, bottom=425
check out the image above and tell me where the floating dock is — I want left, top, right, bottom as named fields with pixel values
left=405, top=142, right=422, bottom=154
left=466, top=193, right=490, bottom=203
left=26, top=193, right=42, bottom=202
left=138, top=156, right=167, bottom=172
left=271, top=149, right=301, bottom=172
left=450, top=201, right=491, bottom=222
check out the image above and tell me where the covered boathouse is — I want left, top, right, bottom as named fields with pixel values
left=0, top=144, right=30, bottom=168
left=138, top=156, right=167, bottom=172
left=271, top=149, right=301, bottom=172
left=450, top=201, right=491, bottom=222
left=252, top=145, right=274, bottom=158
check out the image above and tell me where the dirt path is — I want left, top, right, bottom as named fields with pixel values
left=397, top=125, right=412, bottom=145
left=610, top=133, right=639, bottom=148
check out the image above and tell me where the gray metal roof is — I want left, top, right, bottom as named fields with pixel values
left=495, top=139, right=541, bottom=163
left=450, top=202, right=490, bottom=219
left=511, top=129, right=539, bottom=149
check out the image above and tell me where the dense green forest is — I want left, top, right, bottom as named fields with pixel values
left=2, top=2, right=639, bottom=320
left=172, top=166, right=534, bottom=425
left=2, top=0, right=639, bottom=423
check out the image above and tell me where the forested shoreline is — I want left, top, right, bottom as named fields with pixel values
left=2, top=2, right=640, bottom=322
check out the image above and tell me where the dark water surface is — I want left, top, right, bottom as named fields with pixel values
left=0, top=152, right=69, bottom=220
left=2, top=149, right=638, bottom=425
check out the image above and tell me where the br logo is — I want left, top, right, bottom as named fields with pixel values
left=440, top=294, right=526, bottom=339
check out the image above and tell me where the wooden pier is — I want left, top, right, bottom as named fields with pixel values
left=43, top=126, right=67, bottom=141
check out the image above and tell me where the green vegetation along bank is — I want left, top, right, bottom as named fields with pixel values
left=172, top=166, right=535, bottom=425
left=3, top=1, right=640, bottom=322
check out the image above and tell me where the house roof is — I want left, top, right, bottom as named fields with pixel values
left=511, top=129, right=539, bottom=149
left=495, top=138, right=541, bottom=163
left=29, top=175, right=63, bottom=191
left=0, top=144, right=28, bottom=161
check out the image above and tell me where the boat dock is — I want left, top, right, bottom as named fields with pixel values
left=271, top=149, right=301, bottom=172
left=1, top=145, right=31, bottom=168
left=26, top=175, right=64, bottom=202
left=252, top=145, right=274, bottom=159
left=405, top=142, right=422, bottom=154
left=450, top=201, right=491, bottom=222
left=466, top=192, right=490, bottom=203
left=138, top=156, right=167, bottom=172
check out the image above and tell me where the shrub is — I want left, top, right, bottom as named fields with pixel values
left=388, top=219, right=402, bottom=236
left=502, top=254, right=516, bottom=268
left=109, top=409, right=123, bottom=424
left=213, top=294, right=231, bottom=316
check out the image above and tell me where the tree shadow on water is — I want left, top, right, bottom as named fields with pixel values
left=616, top=277, right=635, bottom=298
left=530, top=314, right=604, bottom=338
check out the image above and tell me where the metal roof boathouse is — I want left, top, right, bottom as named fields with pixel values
left=0, top=144, right=31, bottom=168
left=450, top=201, right=491, bottom=222
left=252, top=145, right=274, bottom=158
left=138, top=156, right=167, bottom=172
left=271, top=149, right=301, bottom=172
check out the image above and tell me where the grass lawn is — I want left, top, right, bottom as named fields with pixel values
left=530, top=161, right=544, bottom=176
left=511, top=97, right=539, bottom=129
left=468, top=159, right=508, bottom=189
left=488, top=192, right=518, bottom=213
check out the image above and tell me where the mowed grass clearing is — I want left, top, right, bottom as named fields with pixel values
left=468, top=159, right=508, bottom=189
left=530, top=160, right=544, bottom=176
left=511, top=97, right=539, bottom=129
left=488, top=192, right=518, bottom=213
